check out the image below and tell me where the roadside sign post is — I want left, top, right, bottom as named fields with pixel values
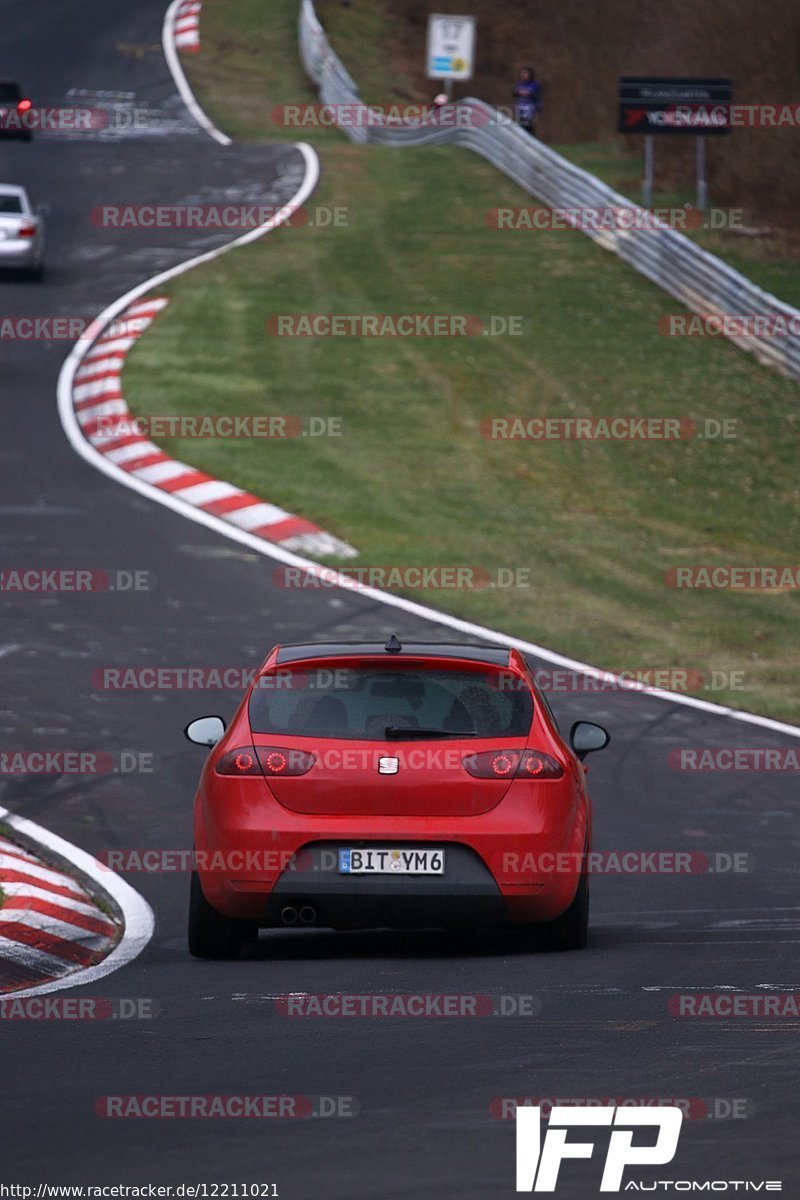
left=618, top=76, right=732, bottom=210
left=696, top=136, right=708, bottom=209
left=426, top=13, right=476, bottom=97
left=643, top=135, right=654, bottom=208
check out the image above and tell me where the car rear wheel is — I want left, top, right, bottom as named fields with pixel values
left=539, top=870, right=589, bottom=951
left=188, top=869, right=252, bottom=959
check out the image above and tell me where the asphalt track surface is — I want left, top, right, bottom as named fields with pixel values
left=1, top=1, right=799, bottom=1194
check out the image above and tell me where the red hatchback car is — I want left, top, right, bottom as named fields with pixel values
left=185, top=639, right=609, bottom=958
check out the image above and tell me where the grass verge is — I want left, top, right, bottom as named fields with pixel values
left=122, top=0, right=800, bottom=722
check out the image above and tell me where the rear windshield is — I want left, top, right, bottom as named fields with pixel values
left=0, top=84, right=21, bottom=102
left=248, top=665, right=533, bottom=740
left=0, top=196, right=23, bottom=214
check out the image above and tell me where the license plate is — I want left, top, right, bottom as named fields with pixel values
left=338, top=847, right=445, bottom=875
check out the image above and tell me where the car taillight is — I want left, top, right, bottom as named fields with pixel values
left=17, top=222, right=36, bottom=238
left=17, top=99, right=32, bottom=113
left=462, top=749, right=564, bottom=780
left=215, top=747, right=262, bottom=776
left=214, top=746, right=315, bottom=777
left=256, top=746, right=315, bottom=776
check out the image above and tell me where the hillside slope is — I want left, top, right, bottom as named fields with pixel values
left=317, top=0, right=800, bottom=231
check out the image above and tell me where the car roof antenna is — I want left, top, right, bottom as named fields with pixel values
left=384, top=635, right=402, bottom=654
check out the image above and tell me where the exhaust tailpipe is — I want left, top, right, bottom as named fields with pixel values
left=298, top=905, right=317, bottom=926
left=280, top=905, right=298, bottom=926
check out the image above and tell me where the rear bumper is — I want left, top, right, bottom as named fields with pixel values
left=0, top=240, right=40, bottom=266
left=267, top=842, right=508, bottom=929
left=195, top=788, right=589, bottom=928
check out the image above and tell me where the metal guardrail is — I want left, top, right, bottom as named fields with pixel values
left=299, top=0, right=800, bottom=380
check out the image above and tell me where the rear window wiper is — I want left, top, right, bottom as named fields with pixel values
left=384, top=725, right=479, bottom=740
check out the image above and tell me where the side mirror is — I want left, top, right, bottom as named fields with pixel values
left=569, top=721, right=610, bottom=761
left=184, top=715, right=226, bottom=747
left=34, top=204, right=50, bottom=217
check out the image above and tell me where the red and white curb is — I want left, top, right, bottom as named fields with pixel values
left=0, top=834, right=120, bottom=994
left=0, top=805, right=153, bottom=998
left=174, top=0, right=201, bottom=53
left=70, top=296, right=358, bottom=560
left=163, top=0, right=230, bottom=146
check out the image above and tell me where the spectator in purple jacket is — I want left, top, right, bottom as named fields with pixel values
left=513, top=67, right=541, bottom=137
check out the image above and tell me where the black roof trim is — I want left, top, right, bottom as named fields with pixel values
left=275, top=642, right=512, bottom=666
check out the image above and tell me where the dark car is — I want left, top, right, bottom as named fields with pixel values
left=0, top=81, right=33, bottom=140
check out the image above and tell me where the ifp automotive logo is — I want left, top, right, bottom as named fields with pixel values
left=516, top=1105, right=683, bottom=1191
left=514, top=1105, right=782, bottom=1191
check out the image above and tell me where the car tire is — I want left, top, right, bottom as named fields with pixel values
left=28, top=262, right=43, bottom=281
left=188, top=869, right=251, bottom=959
left=539, top=869, right=589, bottom=951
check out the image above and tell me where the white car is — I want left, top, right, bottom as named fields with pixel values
left=0, top=184, right=44, bottom=279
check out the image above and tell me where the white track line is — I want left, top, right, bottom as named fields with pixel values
left=162, top=0, right=231, bottom=146
left=0, top=806, right=154, bottom=998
